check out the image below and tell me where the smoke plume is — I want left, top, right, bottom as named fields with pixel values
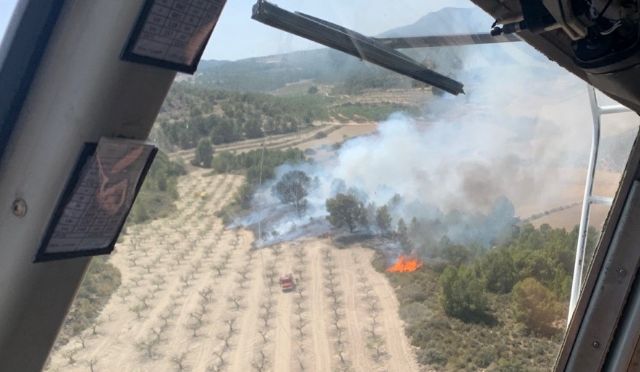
left=237, top=41, right=602, bottom=250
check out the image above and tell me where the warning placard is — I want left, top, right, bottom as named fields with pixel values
left=122, top=0, right=227, bottom=73
left=36, top=138, right=157, bottom=261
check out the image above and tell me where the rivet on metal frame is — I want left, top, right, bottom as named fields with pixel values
left=11, top=198, right=27, bottom=218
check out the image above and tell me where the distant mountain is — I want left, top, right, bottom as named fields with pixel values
left=194, top=48, right=376, bottom=92
left=381, top=7, right=493, bottom=37
left=193, top=7, right=543, bottom=93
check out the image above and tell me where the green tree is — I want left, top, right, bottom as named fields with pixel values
left=375, top=205, right=392, bottom=235
left=189, top=105, right=203, bottom=117
left=512, top=278, right=562, bottom=337
left=307, top=86, right=319, bottom=94
left=326, top=193, right=366, bottom=232
left=397, top=218, right=412, bottom=253
left=272, top=170, right=311, bottom=216
left=244, top=121, right=264, bottom=139
left=440, top=266, right=489, bottom=322
left=441, top=244, right=473, bottom=267
left=211, top=119, right=238, bottom=144
left=480, top=249, right=518, bottom=293
left=192, top=138, right=213, bottom=168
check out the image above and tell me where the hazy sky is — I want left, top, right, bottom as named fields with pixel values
left=0, top=0, right=16, bottom=43
left=207, top=0, right=473, bottom=60
left=0, top=0, right=473, bottom=61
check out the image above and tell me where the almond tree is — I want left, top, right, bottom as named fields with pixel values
left=171, top=352, right=188, bottom=371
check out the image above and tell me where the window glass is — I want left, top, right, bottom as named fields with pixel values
left=0, top=0, right=18, bottom=43
left=46, top=1, right=639, bottom=371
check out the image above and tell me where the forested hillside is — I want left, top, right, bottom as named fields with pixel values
left=153, top=83, right=420, bottom=151
left=194, top=49, right=412, bottom=93
left=156, top=85, right=322, bottom=149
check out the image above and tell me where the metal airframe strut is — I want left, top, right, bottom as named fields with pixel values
left=568, top=86, right=630, bottom=323
left=251, top=0, right=465, bottom=95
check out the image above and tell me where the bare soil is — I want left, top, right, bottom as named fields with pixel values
left=516, top=167, right=623, bottom=230
left=45, top=169, right=419, bottom=372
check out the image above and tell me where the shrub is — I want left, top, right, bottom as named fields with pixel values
left=440, top=266, right=490, bottom=323
left=511, top=277, right=562, bottom=337
left=420, top=349, right=447, bottom=367
left=314, top=130, right=327, bottom=139
left=473, top=346, right=496, bottom=368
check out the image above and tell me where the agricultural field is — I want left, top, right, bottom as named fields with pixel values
left=45, top=169, right=419, bottom=372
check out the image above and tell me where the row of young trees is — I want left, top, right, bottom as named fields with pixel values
left=126, top=173, right=236, bottom=367
left=324, top=193, right=400, bottom=239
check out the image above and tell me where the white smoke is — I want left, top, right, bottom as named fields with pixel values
left=237, top=42, right=601, bottom=248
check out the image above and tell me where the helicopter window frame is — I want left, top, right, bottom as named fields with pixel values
left=0, top=0, right=67, bottom=164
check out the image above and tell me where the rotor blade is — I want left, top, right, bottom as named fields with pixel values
left=251, top=0, right=465, bottom=95
left=374, top=33, right=521, bottom=49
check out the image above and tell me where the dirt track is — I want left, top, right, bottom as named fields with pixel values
left=45, top=169, right=419, bottom=372
left=171, top=122, right=378, bottom=163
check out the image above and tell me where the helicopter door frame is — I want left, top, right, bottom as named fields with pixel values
left=0, top=0, right=176, bottom=370
left=0, top=0, right=67, bottom=163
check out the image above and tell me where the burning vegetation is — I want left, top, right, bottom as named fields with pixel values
left=386, top=255, right=423, bottom=273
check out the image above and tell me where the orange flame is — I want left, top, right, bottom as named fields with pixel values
left=386, top=255, right=423, bottom=273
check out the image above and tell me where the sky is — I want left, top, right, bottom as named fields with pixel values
left=0, top=0, right=16, bottom=44
left=206, top=0, right=474, bottom=60
left=0, top=0, right=473, bottom=61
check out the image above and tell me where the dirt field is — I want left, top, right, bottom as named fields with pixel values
left=45, top=169, right=419, bottom=372
left=516, top=167, right=624, bottom=230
